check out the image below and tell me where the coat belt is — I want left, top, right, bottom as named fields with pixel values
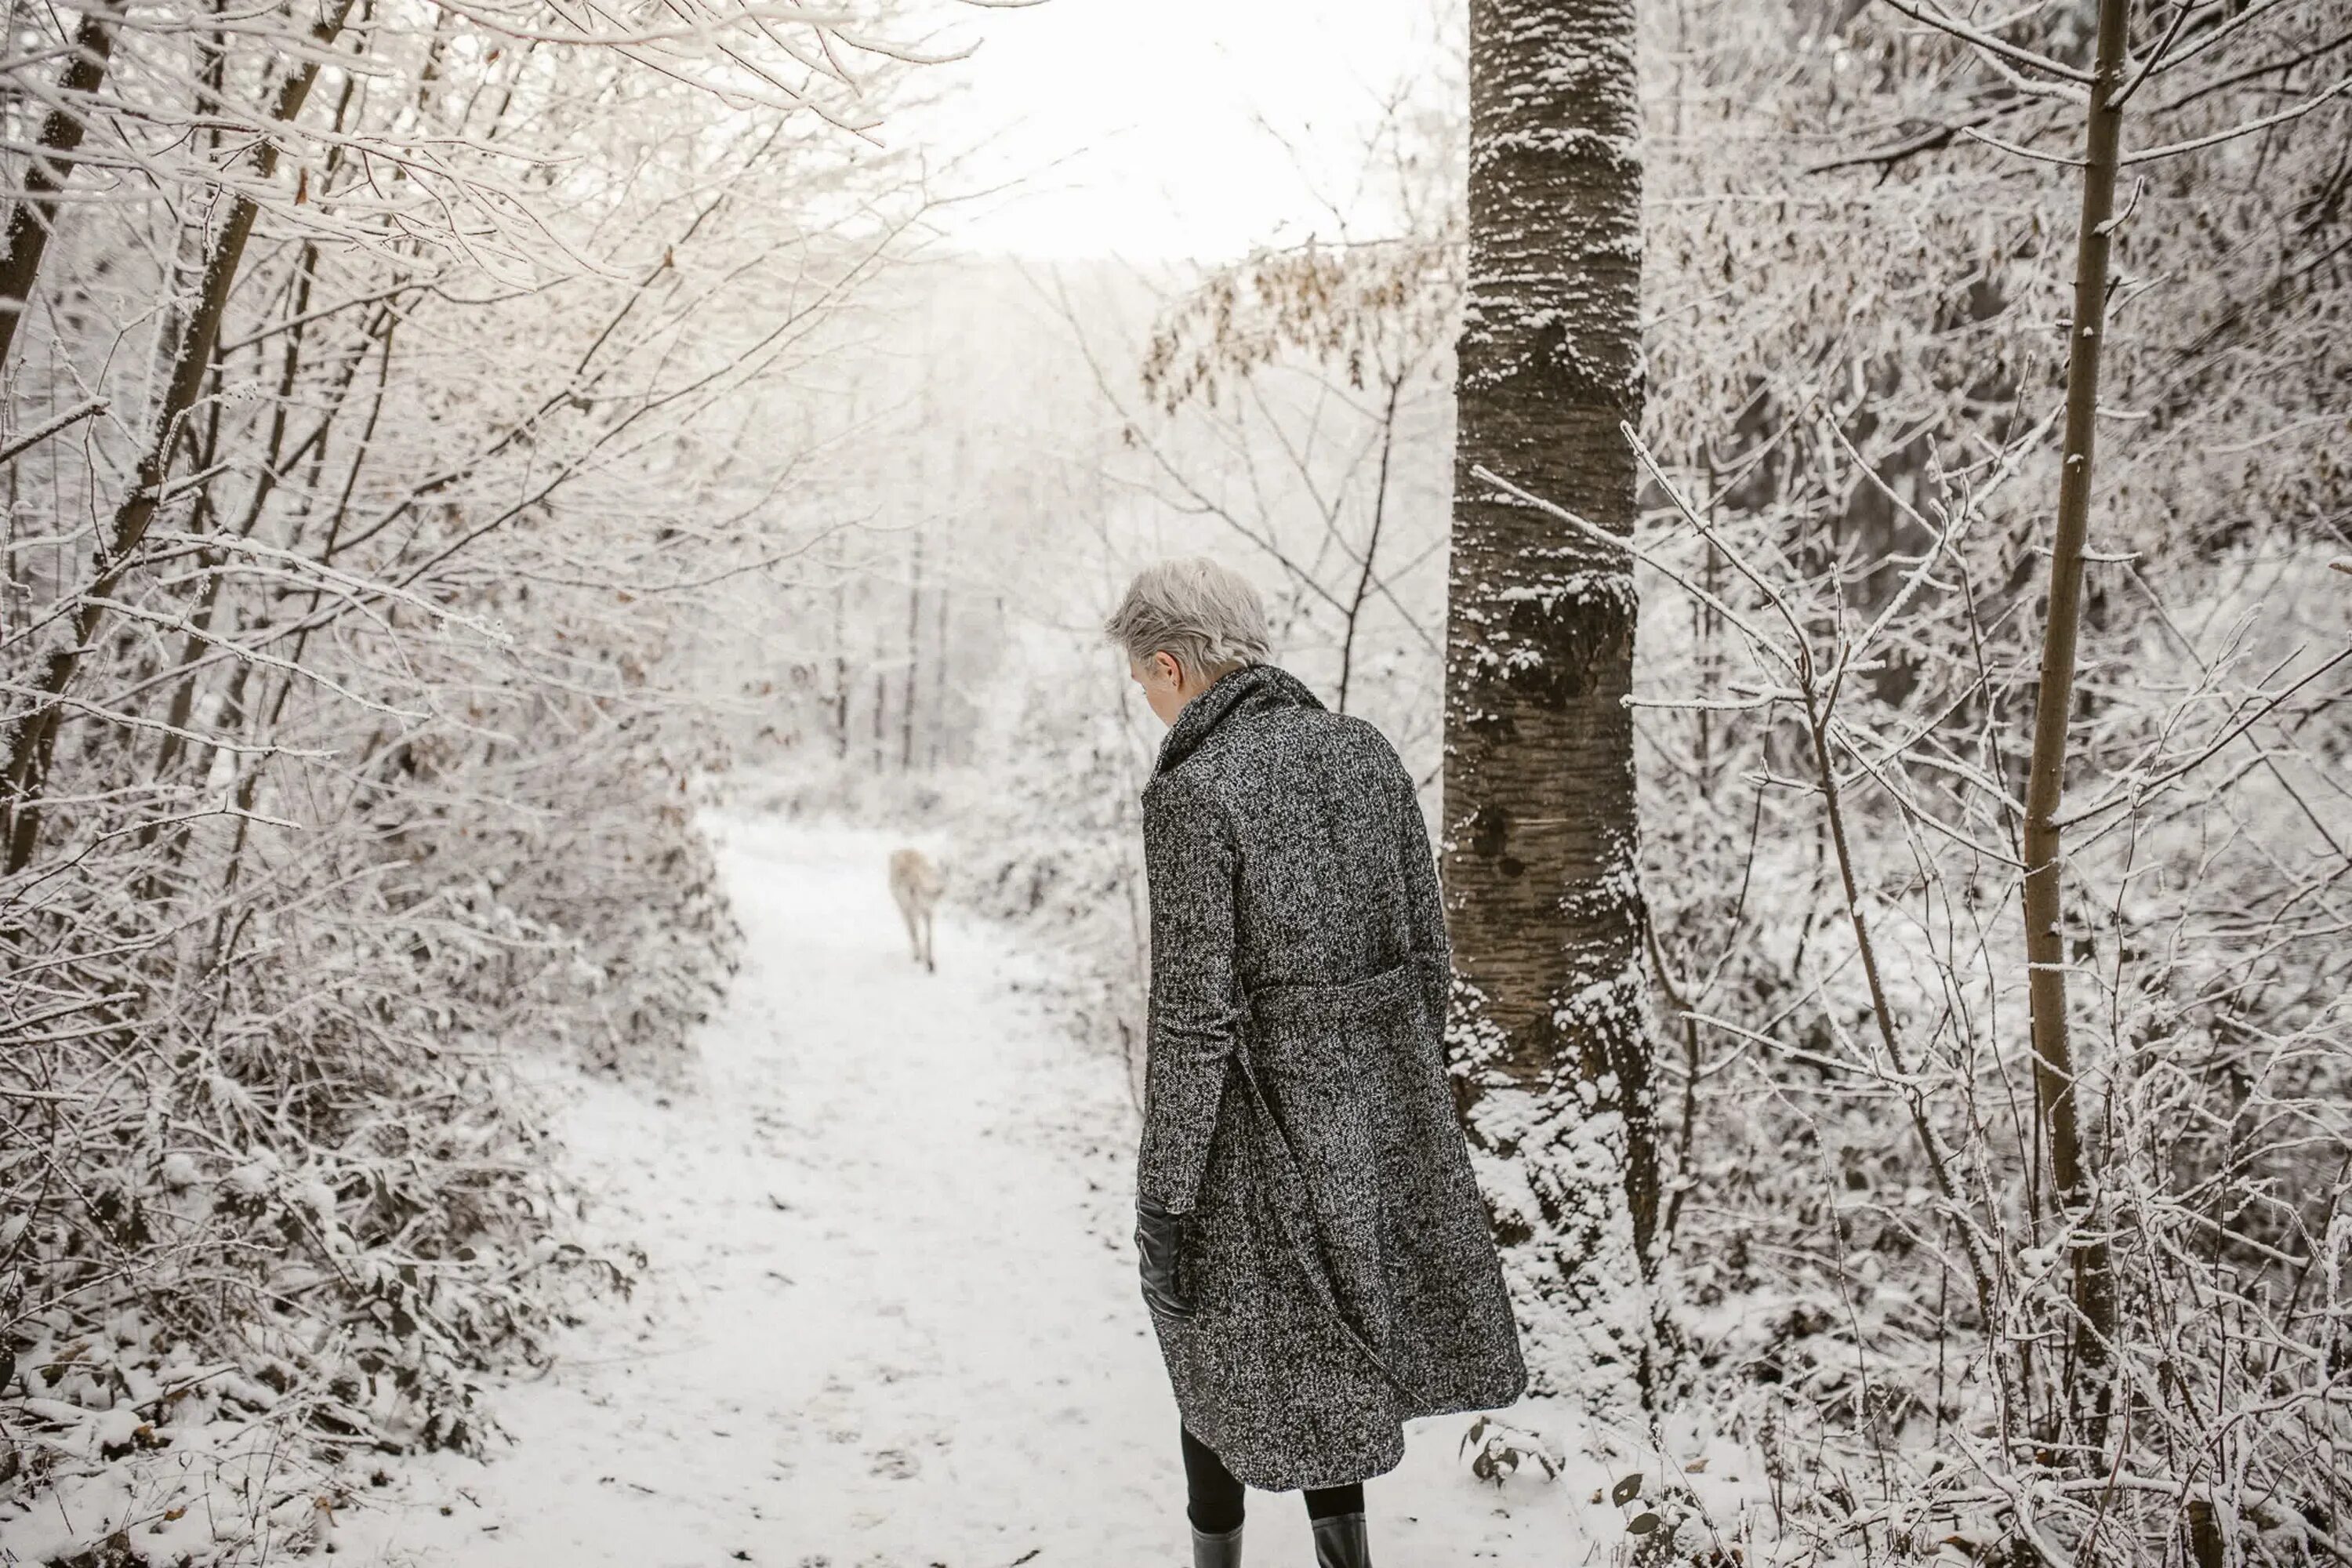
left=1243, top=956, right=1425, bottom=1031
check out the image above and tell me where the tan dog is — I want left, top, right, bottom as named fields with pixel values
left=887, top=848, right=943, bottom=972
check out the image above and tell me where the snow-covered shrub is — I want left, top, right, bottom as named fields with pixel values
left=0, top=0, right=942, bottom=1548
left=0, top=633, right=739, bottom=1546
left=1621, top=0, right=2352, bottom=1552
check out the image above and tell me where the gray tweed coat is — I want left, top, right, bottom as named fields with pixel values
left=1136, top=662, right=1527, bottom=1492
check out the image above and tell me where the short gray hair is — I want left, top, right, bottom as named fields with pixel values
left=1103, top=557, right=1273, bottom=681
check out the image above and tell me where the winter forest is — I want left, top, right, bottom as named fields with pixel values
left=2, top=0, right=2348, bottom=1560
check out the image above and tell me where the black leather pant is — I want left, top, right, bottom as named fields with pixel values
left=1181, top=1427, right=1366, bottom=1533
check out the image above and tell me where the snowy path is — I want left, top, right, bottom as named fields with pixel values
left=347, top=818, right=1581, bottom=1567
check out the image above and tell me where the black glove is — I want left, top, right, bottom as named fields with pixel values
left=1134, top=1195, right=1196, bottom=1320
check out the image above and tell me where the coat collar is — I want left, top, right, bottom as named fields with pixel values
left=1152, top=662, right=1326, bottom=779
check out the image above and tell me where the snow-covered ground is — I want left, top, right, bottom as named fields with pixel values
left=333, top=817, right=1594, bottom=1567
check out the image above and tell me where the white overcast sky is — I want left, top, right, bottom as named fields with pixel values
left=897, top=0, right=1446, bottom=260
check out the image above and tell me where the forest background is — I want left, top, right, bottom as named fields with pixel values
left=2, top=0, right=2347, bottom=1560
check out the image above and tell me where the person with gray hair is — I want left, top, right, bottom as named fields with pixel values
left=1104, top=557, right=1527, bottom=1568
left=1102, top=556, right=1277, bottom=725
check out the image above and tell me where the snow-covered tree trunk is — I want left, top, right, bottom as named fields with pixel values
left=0, top=9, right=112, bottom=376
left=1444, top=0, right=1662, bottom=1416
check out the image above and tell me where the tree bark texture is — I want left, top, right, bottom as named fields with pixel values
left=1445, top=0, right=1661, bottom=1410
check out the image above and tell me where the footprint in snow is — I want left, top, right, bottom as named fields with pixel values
left=867, top=1448, right=920, bottom=1479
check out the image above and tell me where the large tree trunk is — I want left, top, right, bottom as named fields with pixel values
left=1445, top=0, right=1661, bottom=1414
left=2018, top=0, right=2128, bottom=1450
left=0, top=9, right=114, bottom=376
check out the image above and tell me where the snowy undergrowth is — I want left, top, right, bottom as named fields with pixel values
left=1, top=751, right=738, bottom=1567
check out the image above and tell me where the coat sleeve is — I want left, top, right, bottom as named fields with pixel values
left=1394, top=763, right=1454, bottom=1036
left=1138, top=771, right=1243, bottom=1215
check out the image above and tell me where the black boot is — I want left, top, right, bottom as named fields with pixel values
left=1191, top=1521, right=1243, bottom=1568
left=1310, top=1512, right=1370, bottom=1568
